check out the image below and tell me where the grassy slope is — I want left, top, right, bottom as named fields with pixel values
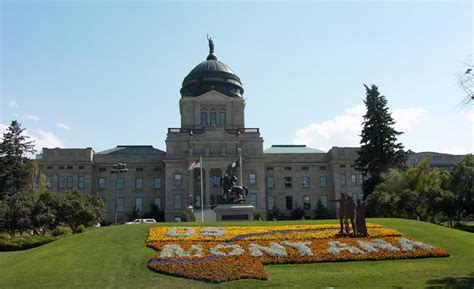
left=0, top=219, right=473, bottom=289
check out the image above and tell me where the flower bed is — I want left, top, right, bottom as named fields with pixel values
left=146, top=224, right=449, bottom=283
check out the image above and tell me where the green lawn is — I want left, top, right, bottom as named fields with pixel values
left=0, top=218, right=473, bottom=288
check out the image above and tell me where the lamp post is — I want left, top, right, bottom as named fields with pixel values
left=111, top=163, right=128, bottom=225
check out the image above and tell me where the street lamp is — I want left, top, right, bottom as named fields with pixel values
left=111, top=163, right=128, bottom=225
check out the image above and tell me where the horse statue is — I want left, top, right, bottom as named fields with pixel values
left=221, top=172, right=249, bottom=204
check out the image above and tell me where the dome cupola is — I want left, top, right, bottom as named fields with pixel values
left=180, top=37, right=244, bottom=98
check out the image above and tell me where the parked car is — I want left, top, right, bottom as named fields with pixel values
left=125, top=219, right=156, bottom=224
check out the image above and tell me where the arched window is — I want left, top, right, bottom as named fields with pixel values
left=219, top=107, right=226, bottom=127
left=200, top=107, right=207, bottom=127
left=210, top=107, right=217, bottom=127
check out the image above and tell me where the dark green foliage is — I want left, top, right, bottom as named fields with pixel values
left=181, top=207, right=196, bottom=222
left=355, top=85, right=407, bottom=198
left=290, top=206, right=305, bottom=220
left=366, top=156, right=473, bottom=225
left=51, top=226, right=73, bottom=236
left=253, top=209, right=263, bottom=221
left=0, top=120, right=36, bottom=200
left=0, top=235, right=56, bottom=251
left=74, top=224, right=87, bottom=234
left=143, top=204, right=164, bottom=222
left=314, top=200, right=334, bottom=219
left=267, top=207, right=285, bottom=220
left=3, top=191, right=37, bottom=236
left=127, top=207, right=140, bottom=222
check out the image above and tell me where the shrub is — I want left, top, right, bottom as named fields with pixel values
left=253, top=209, right=263, bottom=221
left=74, top=224, right=86, bottom=234
left=267, top=207, right=285, bottom=221
left=181, top=207, right=196, bottom=222
left=314, top=200, right=334, bottom=219
left=51, top=226, right=73, bottom=236
left=290, top=207, right=305, bottom=220
left=0, top=236, right=56, bottom=251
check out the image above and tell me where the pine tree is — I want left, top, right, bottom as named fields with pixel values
left=0, top=120, right=36, bottom=199
left=355, top=85, right=406, bottom=198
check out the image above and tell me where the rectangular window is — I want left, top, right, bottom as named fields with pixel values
left=59, top=166, right=65, bottom=170
left=352, top=193, right=360, bottom=203
left=249, top=173, right=256, bottom=185
left=78, top=176, right=85, bottom=189
left=340, top=174, right=346, bottom=186
left=154, top=167, right=161, bottom=172
left=117, top=197, right=124, bottom=212
left=320, top=176, right=327, bottom=188
left=319, top=195, right=328, bottom=208
left=319, top=166, right=326, bottom=170
left=98, top=177, right=106, bottom=190
left=266, top=177, right=274, bottom=189
left=117, top=178, right=124, bottom=189
left=351, top=174, right=357, bottom=186
left=135, top=197, right=143, bottom=212
left=285, top=177, right=292, bottom=188
left=174, top=194, right=182, bottom=209
left=67, top=166, right=73, bottom=170
left=66, top=176, right=73, bottom=189
left=58, top=176, right=65, bottom=189
left=98, top=168, right=106, bottom=172
left=358, top=174, right=364, bottom=185
left=340, top=164, right=346, bottom=168
left=284, top=167, right=292, bottom=170
left=174, top=174, right=182, bottom=186
left=302, top=176, right=310, bottom=188
left=154, top=177, right=161, bottom=190
left=303, top=195, right=311, bottom=210
left=195, top=195, right=201, bottom=207
left=136, top=168, right=143, bottom=172
left=78, top=166, right=85, bottom=170
left=249, top=193, right=257, bottom=207
left=210, top=111, right=217, bottom=126
left=135, top=178, right=143, bottom=189
left=153, top=197, right=161, bottom=210
left=200, top=112, right=207, bottom=126
left=219, top=112, right=226, bottom=127
left=211, top=176, right=220, bottom=187
left=47, top=176, right=53, bottom=189
left=302, top=166, right=309, bottom=170
left=285, top=196, right=293, bottom=210
left=267, top=196, right=275, bottom=210
left=47, top=166, right=53, bottom=170
left=266, top=167, right=274, bottom=171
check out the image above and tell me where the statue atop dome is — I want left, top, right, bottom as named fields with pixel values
left=207, top=34, right=214, bottom=54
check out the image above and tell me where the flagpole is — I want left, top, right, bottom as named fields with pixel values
left=238, top=148, right=243, bottom=187
left=200, top=155, right=204, bottom=222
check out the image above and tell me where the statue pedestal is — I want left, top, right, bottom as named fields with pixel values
left=214, top=204, right=255, bottom=221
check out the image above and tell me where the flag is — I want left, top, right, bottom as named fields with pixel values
left=226, top=158, right=240, bottom=171
left=187, top=160, right=201, bottom=170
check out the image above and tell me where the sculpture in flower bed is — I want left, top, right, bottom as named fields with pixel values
left=146, top=224, right=449, bottom=283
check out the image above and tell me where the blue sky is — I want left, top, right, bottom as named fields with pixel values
left=1, top=1, right=472, bottom=155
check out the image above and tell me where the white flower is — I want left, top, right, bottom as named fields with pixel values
left=327, top=241, right=364, bottom=255
left=210, top=244, right=245, bottom=256
left=281, top=241, right=313, bottom=256
left=200, top=227, right=226, bottom=237
left=249, top=242, right=288, bottom=257
left=165, top=227, right=196, bottom=237
left=357, top=239, right=400, bottom=253
left=160, top=244, right=203, bottom=258
left=396, top=237, right=435, bottom=252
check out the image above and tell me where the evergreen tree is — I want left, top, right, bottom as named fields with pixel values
left=355, top=85, right=406, bottom=198
left=0, top=120, right=36, bottom=199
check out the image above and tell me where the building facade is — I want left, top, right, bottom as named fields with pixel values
left=37, top=45, right=463, bottom=222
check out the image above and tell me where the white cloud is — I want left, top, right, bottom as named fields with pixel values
left=293, top=105, right=427, bottom=151
left=0, top=123, right=7, bottom=135
left=14, top=114, right=40, bottom=122
left=439, top=145, right=471, bottom=155
left=56, top=123, right=71, bottom=130
left=8, top=100, right=18, bottom=108
left=29, top=129, right=64, bottom=150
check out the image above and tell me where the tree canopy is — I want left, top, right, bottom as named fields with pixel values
left=355, top=85, right=406, bottom=198
left=0, top=120, right=36, bottom=199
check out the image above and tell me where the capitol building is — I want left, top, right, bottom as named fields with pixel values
left=37, top=42, right=460, bottom=223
